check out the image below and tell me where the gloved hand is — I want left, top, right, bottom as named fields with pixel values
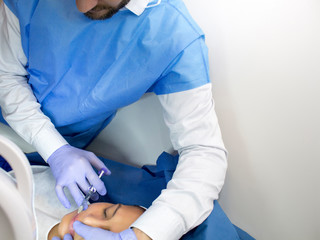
left=51, top=234, right=73, bottom=240
left=73, top=221, right=138, bottom=240
left=47, top=144, right=111, bottom=208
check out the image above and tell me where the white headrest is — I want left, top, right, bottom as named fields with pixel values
left=0, top=135, right=37, bottom=240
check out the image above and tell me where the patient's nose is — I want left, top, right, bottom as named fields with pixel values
left=77, top=207, right=106, bottom=226
left=76, top=0, right=99, bottom=13
left=78, top=214, right=107, bottom=229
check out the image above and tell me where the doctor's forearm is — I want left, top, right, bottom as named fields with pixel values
left=0, top=74, right=68, bottom=160
left=132, top=146, right=227, bottom=239
left=0, top=2, right=68, bottom=159
left=131, top=85, right=228, bottom=239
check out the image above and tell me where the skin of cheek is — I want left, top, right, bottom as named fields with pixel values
left=76, top=0, right=98, bottom=12
left=91, top=0, right=123, bottom=9
left=108, top=207, right=142, bottom=232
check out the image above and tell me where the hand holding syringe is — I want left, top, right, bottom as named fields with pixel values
left=77, top=168, right=108, bottom=214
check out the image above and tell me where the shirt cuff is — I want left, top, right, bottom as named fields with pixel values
left=131, top=203, right=185, bottom=240
left=31, top=126, right=68, bottom=161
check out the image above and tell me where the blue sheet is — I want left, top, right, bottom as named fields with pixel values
left=95, top=152, right=255, bottom=240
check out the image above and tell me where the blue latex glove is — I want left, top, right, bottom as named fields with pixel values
left=51, top=234, right=73, bottom=240
left=47, top=144, right=111, bottom=208
left=73, top=221, right=138, bottom=240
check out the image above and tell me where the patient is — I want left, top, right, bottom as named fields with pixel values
left=7, top=162, right=146, bottom=240
left=48, top=202, right=145, bottom=240
left=23, top=152, right=252, bottom=240
left=2, top=146, right=252, bottom=240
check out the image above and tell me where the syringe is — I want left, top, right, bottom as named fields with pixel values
left=77, top=168, right=107, bottom=214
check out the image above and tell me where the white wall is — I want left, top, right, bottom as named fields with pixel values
left=183, top=0, right=320, bottom=239
left=1, top=0, right=319, bottom=239
left=86, top=93, right=173, bottom=167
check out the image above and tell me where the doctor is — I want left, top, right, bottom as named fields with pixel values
left=0, top=0, right=228, bottom=239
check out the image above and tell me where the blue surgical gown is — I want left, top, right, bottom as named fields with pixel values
left=3, top=0, right=210, bottom=148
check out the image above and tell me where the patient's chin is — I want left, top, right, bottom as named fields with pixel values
left=47, top=223, right=60, bottom=240
left=47, top=223, right=84, bottom=240
left=73, top=234, right=85, bottom=240
left=58, top=211, right=77, bottom=237
left=74, top=233, right=85, bottom=240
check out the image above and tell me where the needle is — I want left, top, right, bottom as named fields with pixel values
left=77, top=168, right=107, bottom=214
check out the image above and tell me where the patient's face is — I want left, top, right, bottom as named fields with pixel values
left=48, top=202, right=145, bottom=240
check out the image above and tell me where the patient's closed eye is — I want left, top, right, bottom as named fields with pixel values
left=103, top=204, right=122, bottom=220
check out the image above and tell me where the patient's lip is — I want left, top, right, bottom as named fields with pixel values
left=69, top=214, right=79, bottom=237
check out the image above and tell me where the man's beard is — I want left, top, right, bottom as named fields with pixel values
left=84, top=0, right=131, bottom=20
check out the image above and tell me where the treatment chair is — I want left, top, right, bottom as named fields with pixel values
left=0, top=135, right=37, bottom=240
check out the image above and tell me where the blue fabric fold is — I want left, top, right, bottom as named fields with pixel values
left=95, top=152, right=254, bottom=239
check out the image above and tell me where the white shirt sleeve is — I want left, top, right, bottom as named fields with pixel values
left=0, top=2, right=68, bottom=160
left=131, top=83, right=228, bottom=240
